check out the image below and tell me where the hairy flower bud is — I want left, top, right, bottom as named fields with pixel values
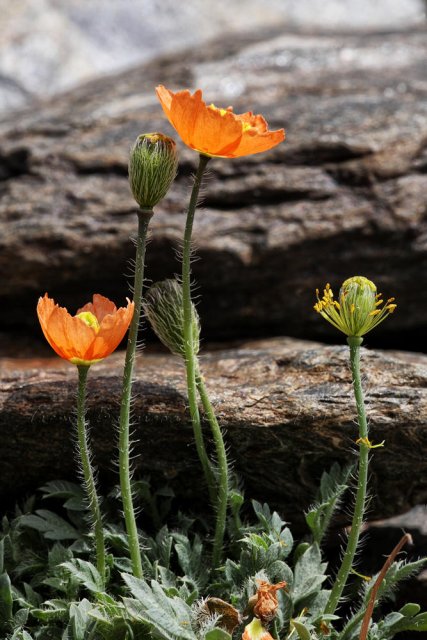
left=143, top=279, right=200, bottom=357
left=314, top=276, right=396, bottom=337
left=129, top=133, right=178, bottom=209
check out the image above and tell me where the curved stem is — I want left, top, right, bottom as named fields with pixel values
left=325, top=336, right=369, bottom=615
left=119, top=209, right=152, bottom=579
left=182, top=154, right=216, bottom=503
left=195, top=367, right=229, bottom=568
left=76, top=365, right=106, bottom=584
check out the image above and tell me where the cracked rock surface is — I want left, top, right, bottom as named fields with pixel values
left=1, top=338, right=426, bottom=524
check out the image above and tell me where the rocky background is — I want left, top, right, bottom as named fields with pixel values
left=1, top=0, right=427, bottom=609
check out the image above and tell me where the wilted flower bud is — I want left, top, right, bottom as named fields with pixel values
left=129, top=133, right=178, bottom=209
left=193, top=597, right=242, bottom=634
left=314, top=276, right=396, bottom=337
left=143, top=279, right=200, bottom=357
left=251, top=580, right=286, bottom=624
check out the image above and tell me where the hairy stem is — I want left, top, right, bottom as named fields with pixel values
left=182, top=153, right=216, bottom=502
left=325, top=336, right=369, bottom=615
left=196, top=367, right=229, bottom=568
left=119, top=209, right=152, bottom=579
left=76, top=365, right=106, bottom=584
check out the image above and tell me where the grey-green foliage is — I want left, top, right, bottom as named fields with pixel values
left=123, top=574, right=197, bottom=640
left=1, top=469, right=427, bottom=640
left=291, top=543, right=328, bottom=611
left=305, top=463, right=353, bottom=545
left=143, top=279, right=200, bottom=357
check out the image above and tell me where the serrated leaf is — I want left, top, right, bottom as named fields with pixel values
left=122, top=575, right=197, bottom=640
left=70, top=598, right=92, bottom=640
left=306, top=464, right=352, bottom=544
left=13, top=607, right=29, bottom=627
left=19, top=510, right=81, bottom=540
left=40, top=480, right=83, bottom=500
left=292, top=544, right=327, bottom=607
left=61, top=559, right=104, bottom=593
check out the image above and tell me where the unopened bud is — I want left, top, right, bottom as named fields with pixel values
left=143, top=279, right=200, bottom=357
left=129, top=133, right=178, bottom=209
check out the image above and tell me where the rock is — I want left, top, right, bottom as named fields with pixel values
left=1, top=338, right=426, bottom=524
left=1, top=27, right=427, bottom=349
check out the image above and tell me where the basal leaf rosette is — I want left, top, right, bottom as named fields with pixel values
left=314, top=276, right=396, bottom=337
left=37, top=293, right=134, bottom=365
left=156, top=85, right=285, bottom=158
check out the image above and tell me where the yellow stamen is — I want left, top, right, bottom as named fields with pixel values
left=369, top=309, right=381, bottom=316
left=350, top=568, right=372, bottom=582
left=350, top=303, right=355, bottom=313
left=76, top=311, right=100, bottom=333
left=356, top=437, right=385, bottom=449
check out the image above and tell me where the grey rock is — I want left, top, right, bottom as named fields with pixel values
left=1, top=338, right=426, bottom=523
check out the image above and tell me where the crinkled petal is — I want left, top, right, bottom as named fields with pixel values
left=85, top=300, right=134, bottom=361
left=231, top=127, right=285, bottom=157
left=156, top=85, right=285, bottom=158
left=77, top=294, right=117, bottom=323
left=37, top=294, right=95, bottom=361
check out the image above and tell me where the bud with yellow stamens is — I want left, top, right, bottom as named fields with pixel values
left=314, top=276, right=396, bottom=337
left=129, top=133, right=178, bottom=209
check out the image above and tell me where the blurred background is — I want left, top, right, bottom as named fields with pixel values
left=0, top=0, right=425, bottom=112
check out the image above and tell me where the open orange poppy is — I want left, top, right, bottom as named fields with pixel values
left=156, top=85, right=285, bottom=158
left=37, top=294, right=134, bottom=365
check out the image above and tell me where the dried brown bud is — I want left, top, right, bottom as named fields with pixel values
left=196, top=597, right=242, bottom=634
left=253, top=580, right=287, bottom=624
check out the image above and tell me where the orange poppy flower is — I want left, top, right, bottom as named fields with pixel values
left=156, top=85, right=285, bottom=158
left=37, top=294, right=134, bottom=366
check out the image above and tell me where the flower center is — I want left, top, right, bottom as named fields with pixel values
left=76, top=311, right=100, bottom=333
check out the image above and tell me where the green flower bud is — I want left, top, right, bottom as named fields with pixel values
left=129, top=133, right=178, bottom=209
left=143, top=279, right=200, bottom=357
left=314, top=275, right=396, bottom=337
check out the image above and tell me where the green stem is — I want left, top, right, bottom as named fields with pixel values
left=195, top=367, right=229, bottom=568
left=325, top=336, right=369, bottom=615
left=119, top=208, right=152, bottom=579
left=182, top=154, right=216, bottom=503
left=76, top=365, right=106, bottom=584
